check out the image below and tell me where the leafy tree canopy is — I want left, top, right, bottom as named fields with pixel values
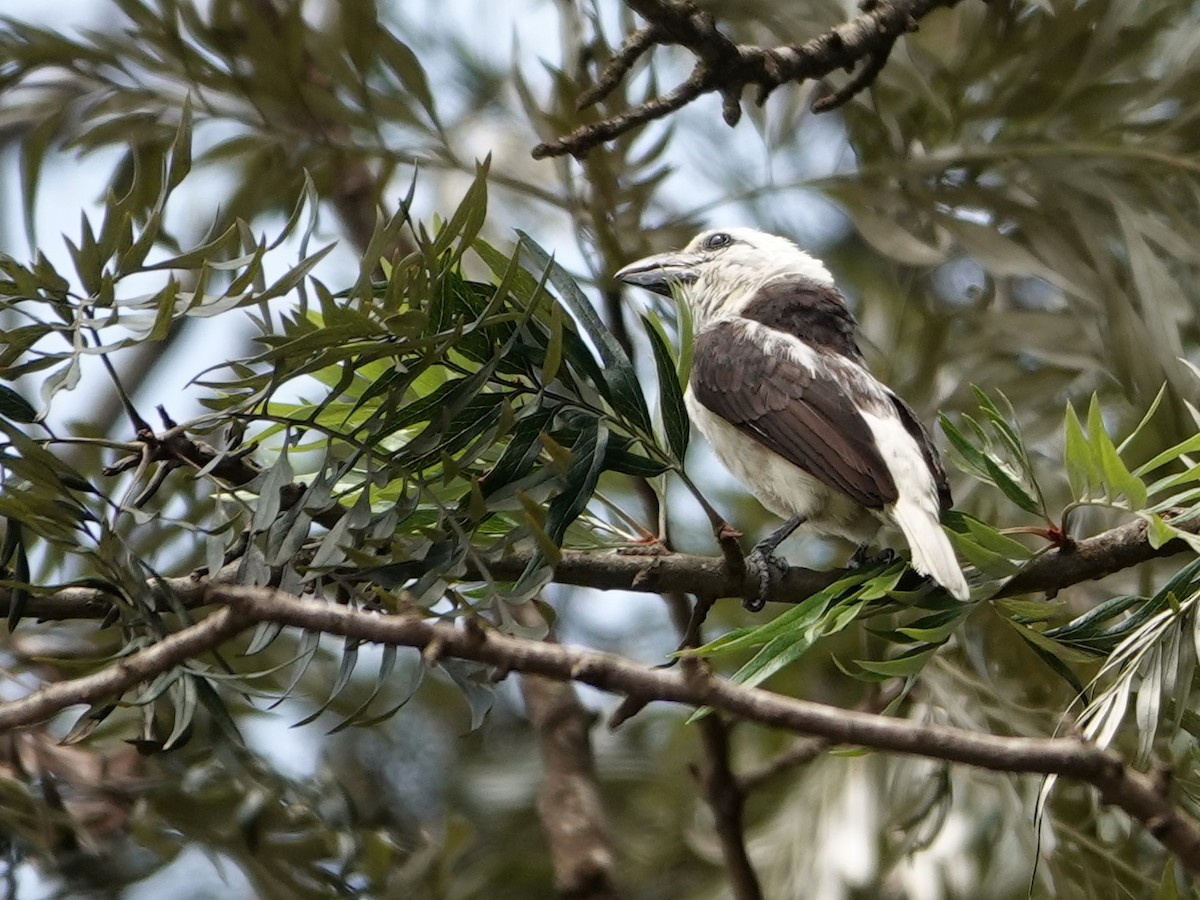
left=2, top=1, right=1200, bottom=898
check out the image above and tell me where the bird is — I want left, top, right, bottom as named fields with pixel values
left=614, top=227, right=970, bottom=608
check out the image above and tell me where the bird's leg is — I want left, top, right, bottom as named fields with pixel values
left=849, top=543, right=898, bottom=571
left=743, top=514, right=807, bottom=612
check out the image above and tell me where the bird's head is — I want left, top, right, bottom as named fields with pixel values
left=615, top=227, right=835, bottom=326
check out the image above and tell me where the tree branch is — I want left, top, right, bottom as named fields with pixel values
left=3, top=585, right=1198, bottom=873
left=694, top=713, right=762, bottom=900
left=472, top=515, right=1199, bottom=604
left=5, top=516, right=1197, bottom=622
left=521, top=672, right=622, bottom=900
left=0, top=606, right=249, bottom=733
left=532, top=0, right=969, bottom=159
left=512, top=600, right=620, bottom=900
left=211, top=586, right=1200, bottom=875
left=735, top=682, right=905, bottom=792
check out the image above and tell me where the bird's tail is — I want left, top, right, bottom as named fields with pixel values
left=891, top=497, right=970, bottom=600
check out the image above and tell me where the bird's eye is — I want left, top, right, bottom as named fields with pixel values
left=703, top=232, right=732, bottom=250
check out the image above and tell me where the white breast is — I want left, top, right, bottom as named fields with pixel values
left=684, top=388, right=880, bottom=543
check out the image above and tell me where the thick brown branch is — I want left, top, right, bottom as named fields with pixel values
left=471, top=515, right=1200, bottom=604
left=5, top=516, right=1197, bottom=622
left=1000, top=517, right=1184, bottom=597
left=213, top=586, right=1200, bottom=875
left=533, top=0, right=969, bottom=159
left=2, top=587, right=1200, bottom=871
left=736, top=682, right=904, bottom=791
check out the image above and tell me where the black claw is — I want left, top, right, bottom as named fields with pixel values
left=742, top=594, right=767, bottom=613
left=849, top=544, right=897, bottom=570
left=743, top=548, right=788, bottom=612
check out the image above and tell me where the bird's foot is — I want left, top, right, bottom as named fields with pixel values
left=849, top=544, right=898, bottom=571
left=618, top=537, right=670, bottom=556
left=743, top=545, right=789, bottom=612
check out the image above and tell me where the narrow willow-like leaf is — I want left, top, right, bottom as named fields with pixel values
left=250, top=442, right=294, bottom=533
left=691, top=572, right=869, bottom=656
left=545, top=418, right=609, bottom=545
left=0, top=386, right=37, bottom=424
left=61, top=703, right=118, bottom=745
left=163, top=675, right=198, bottom=750
left=1087, top=395, right=1147, bottom=508
left=854, top=645, right=941, bottom=677
left=516, top=232, right=651, bottom=433
left=980, top=455, right=1043, bottom=516
left=1003, top=618, right=1097, bottom=664
left=439, top=659, right=495, bottom=730
left=641, top=313, right=689, bottom=463
left=947, top=511, right=1034, bottom=560
left=1135, top=431, right=1200, bottom=478
left=1045, top=594, right=1143, bottom=644
left=939, top=415, right=992, bottom=479
left=1117, top=382, right=1168, bottom=455
left=7, top=536, right=30, bottom=631
left=167, top=96, right=193, bottom=190
left=1063, top=401, right=1096, bottom=499
left=292, top=640, right=360, bottom=728
left=327, top=644, right=398, bottom=734
left=267, top=629, right=322, bottom=709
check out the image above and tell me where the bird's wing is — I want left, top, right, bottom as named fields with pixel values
left=888, top=392, right=953, bottom=513
left=691, top=320, right=898, bottom=509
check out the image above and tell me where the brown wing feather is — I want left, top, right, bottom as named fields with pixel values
left=691, top=321, right=898, bottom=509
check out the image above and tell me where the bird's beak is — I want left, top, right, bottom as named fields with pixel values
left=614, top=251, right=701, bottom=297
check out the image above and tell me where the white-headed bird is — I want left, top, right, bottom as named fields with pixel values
left=616, top=227, right=969, bottom=608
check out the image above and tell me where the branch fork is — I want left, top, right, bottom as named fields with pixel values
left=533, top=0, right=969, bottom=159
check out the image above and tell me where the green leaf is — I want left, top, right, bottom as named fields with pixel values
left=854, top=645, right=940, bottom=677
left=939, top=414, right=992, bottom=479
left=1044, top=594, right=1142, bottom=642
left=980, top=455, right=1042, bottom=515
left=730, top=629, right=824, bottom=690
left=692, top=572, right=869, bottom=656
left=894, top=609, right=968, bottom=643
left=292, top=640, right=360, bottom=728
left=379, top=31, right=437, bottom=120
left=1118, top=383, right=1168, bottom=455
left=603, top=446, right=669, bottom=477
left=1087, top=395, right=1147, bottom=508
left=642, top=314, right=689, bottom=463
left=1154, top=860, right=1180, bottom=900
left=0, top=386, right=37, bottom=424
left=516, top=232, right=651, bottom=433
left=1003, top=617, right=1097, bottom=664
left=545, top=417, right=609, bottom=545
left=1063, top=402, right=1097, bottom=499
left=163, top=676, right=198, bottom=750
left=946, top=511, right=1034, bottom=560
left=7, top=533, right=29, bottom=631
left=1135, top=432, right=1200, bottom=478
left=167, top=97, right=193, bottom=190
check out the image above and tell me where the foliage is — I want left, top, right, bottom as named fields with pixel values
left=2, top=1, right=1200, bottom=899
